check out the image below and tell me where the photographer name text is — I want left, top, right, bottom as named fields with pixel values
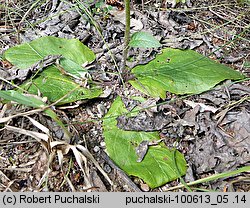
left=2, top=194, right=100, bottom=205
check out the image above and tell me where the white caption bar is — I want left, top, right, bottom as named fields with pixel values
left=0, top=192, right=248, bottom=208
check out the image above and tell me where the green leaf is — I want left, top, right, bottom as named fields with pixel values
left=243, top=61, right=250, bottom=68
left=0, top=90, right=46, bottom=108
left=3, top=36, right=102, bottom=104
left=166, top=0, right=186, bottom=5
left=59, top=58, right=89, bottom=79
left=21, top=66, right=102, bottom=105
left=165, top=166, right=250, bottom=191
left=129, top=32, right=161, bottom=48
left=237, top=0, right=250, bottom=5
left=0, top=90, right=66, bottom=131
left=4, top=36, right=95, bottom=69
left=103, top=96, right=187, bottom=188
left=129, top=48, right=245, bottom=98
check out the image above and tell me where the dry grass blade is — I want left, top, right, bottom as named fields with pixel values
left=65, top=176, right=76, bottom=192
left=25, top=115, right=50, bottom=134
left=4, top=123, right=50, bottom=153
left=50, top=141, right=113, bottom=188
left=76, top=145, right=113, bottom=186
left=50, top=141, right=92, bottom=189
left=3, top=179, right=17, bottom=192
left=0, top=167, right=32, bottom=172
left=0, top=104, right=8, bottom=118
left=5, top=125, right=49, bottom=142
left=18, top=160, right=36, bottom=168
left=56, top=149, right=76, bottom=191
left=70, top=145, right=92, bottom=189
left=0, top=108, right=44, bottom=123
left=57, top=149, right=64, bottom=167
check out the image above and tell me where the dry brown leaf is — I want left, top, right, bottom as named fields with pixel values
left=184, top=99, right=218, bottom=113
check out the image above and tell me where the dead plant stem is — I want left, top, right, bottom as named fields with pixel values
left=122, top=0, right=131, bottom=74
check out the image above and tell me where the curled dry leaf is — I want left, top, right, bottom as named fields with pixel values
left=184, top=99, right=218, bottom=113
left=110, top=9, right=143, bottom=31
left=136, top=140, right=149, bottom=162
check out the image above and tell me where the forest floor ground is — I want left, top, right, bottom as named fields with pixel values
left=0, top=0, right=249, bottom=192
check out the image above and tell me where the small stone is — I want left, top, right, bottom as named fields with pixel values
left=123, top=185, right=130, bottom=191
left=93, top=146, right=100, bottom=153
left=100, top=141, right=106, bottom=147
left=161, top=185, right=170, bottom=192
left=140, top=183, right=150, bottom=192
left=97, top=103, right=106, bottom=118
left=104, top=164, right=112, bottom=173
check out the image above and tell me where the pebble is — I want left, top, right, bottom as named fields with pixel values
left=104, top=164, right=112, bottom=173
left=140, top=183, right=150, bottom=192
left=97, top=103, right=106, bottom=118
left=93, top=146, right=100, bottom=153
left=100, top=141, right=106, bottom=147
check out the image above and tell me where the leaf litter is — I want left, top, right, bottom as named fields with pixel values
left=117, top=81, right=250, bottom=179
left=1, top=110, right=112, bottom=191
